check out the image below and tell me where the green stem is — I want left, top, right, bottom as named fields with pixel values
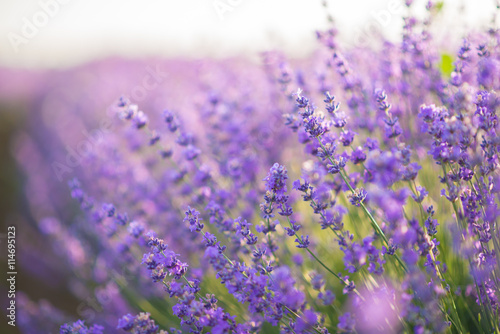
left=325, top=144, right=408, bottom=273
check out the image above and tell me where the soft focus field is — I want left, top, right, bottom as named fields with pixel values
left=1, top=2, right=500, bottom=334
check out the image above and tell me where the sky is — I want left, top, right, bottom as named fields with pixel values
left=0, top=0, right=498, bottom=68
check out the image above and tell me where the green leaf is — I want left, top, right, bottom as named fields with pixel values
left=435, top=1, right=444, bottom=13
left=439, top=53, right=454, bottom=78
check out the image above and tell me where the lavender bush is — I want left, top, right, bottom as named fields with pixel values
left=5, top=2, right=500, bottom=333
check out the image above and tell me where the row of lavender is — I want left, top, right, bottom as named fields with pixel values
left=10, top=2, right=500, bottom=334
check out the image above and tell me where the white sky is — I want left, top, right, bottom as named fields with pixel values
left=0, top=0, right=497, bottom=68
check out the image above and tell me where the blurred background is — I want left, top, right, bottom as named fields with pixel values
left=0, top=0, right=496, bottom=68
left=0, top=0, right=498, bottom=333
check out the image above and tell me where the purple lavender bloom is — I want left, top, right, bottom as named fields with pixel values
left=184, top=206, right=204, bottom=232
left=477, top=58, right=500, bottom=88
left=116, top=314, right=135, bottom=330
left=176, top=132, right=193, bottom=146
left=278, top=203, right=294, bottom=216
left=272, top=266, right=306, bottom=311
left=364, top=138, right=379, bottom=151
left=117, top=313, right=160, bottom=333
left=284, top=220, right=302, bottom=237
left=385, top=122, right=402, bottom=139
left=374, top=88, right=391, bottom=112
left=350, top=146, right=366, bottom=164
left=317, top=140, right=337, bottom=161
left=13, top=11, right=500, bottom=334
left=348, top=188, right=367, bottom=207
left=102, top=203, right=115, bottom=217
left=327, top=156, right=347, bottom=174
left=339, top=130, right=355, bottom=146
left=324, top=91, right=340, bottom=113
left=264, top=163, right=288, bottom=196
left=337, top=312, right=355, bottom=333
left=419, top=104, right=438, bottom=123
left=60, top=320, right=104, bottom=334
left=310, top=273, right=325, bottom=290
left=162, top=109, right=175, bottom=123
left=127, top=221, right=145, bottom=238
left=114, top=212, right=128, bottom=226
left=118, top=104, right=137, bottom=120
left=410, top=186, right=428, bottom=203
left=159, top=148, right=173, bottom=158
left=365, top=151, right=401, bottom=187
left=295, top=235, right=310, bottom=248
left=295, top=309, right=318, bottom=332
left=401, top=162, right=421, bottom=181
left=183, top=145, right=201, bottom=161
left=149, top=131, right=161, bottom=145
left=204, top=246, right=228, bottom=271
left=133, top=110, right=148, bottom=129
left=295, top=89, right=309, bottom=108
left=292, top=253, right=303, bottom=266
left=303, top=116, right=327, bottom=138
left=332, top=111, right=347, bottom=128
left=318, top=290, right=335, bottom=305
left=425, top=218, right=439, bottom=236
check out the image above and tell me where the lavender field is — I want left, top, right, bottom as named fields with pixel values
left=1, top=1, right=500, bottom=333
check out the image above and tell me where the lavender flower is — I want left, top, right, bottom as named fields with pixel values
left=10, top=5, right=500, bottom=334
left=60, top=320, right=104, bottom=334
